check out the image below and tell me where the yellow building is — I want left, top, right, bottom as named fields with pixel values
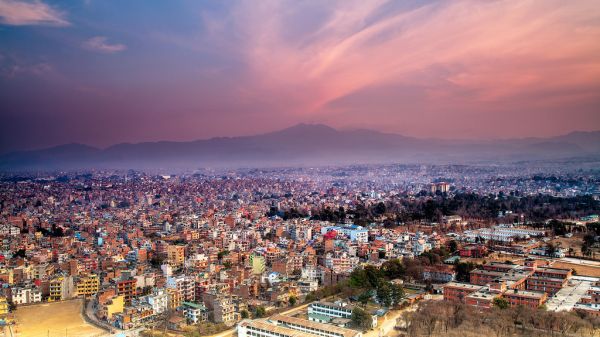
left=106, top=295, right=125, bottom=319
left=167, top=245, right=185, bottom=268
left=0, top=296, right=9, bottom=317
left=167, top=287, right=182, bottom=310
left=77, top=274, right=100, bottom=297
left=48, top=277, right=64, bottom=302
left=0, top=268, right=14, bottom=285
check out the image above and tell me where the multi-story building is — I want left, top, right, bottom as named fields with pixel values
left=167, top=287, right=182, bottom=310
left=182, top=301, right=208, bottom=324
left=77, top=274, right=100, bottom=297
left=324, top=254, right=359, bottom=274
left=203, top=292, right=237, bottom=325
left=138, top=289, right=168, bottom=315
left=48, top=276, right=75, bottom=302
left=526, top=276, right=567, bottom=295
left=443, top=282, right=482, bottom=302
left=167, top=244, right=186, bottom=269
left=12, top=286, right=42, bottom=305
left=502, top=289, right=547, bottom=309
left=423, top=266, right=456, bottom=283
left=166, top=275, right=195, bottom=302
left=117, top=278, right=137, bottom=305
left=297, top=279, right=319, bottom=293
left=308, top=301, right=352, bottom=319
left=308, top=301, right=378, bottom=328
left=271, top=314, right=362, bottom=337
left=0, top=297, right=9, bottom=318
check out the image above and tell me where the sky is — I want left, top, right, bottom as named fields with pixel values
left=1, top=0, right=599, bottom=153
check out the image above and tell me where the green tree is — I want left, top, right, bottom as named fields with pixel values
left=349, top=267, right=369, bottom=288
left=217, top=250, right=230, bottom=261
left=455, top=262, right=478, bottom=282
left=391, top=284, right=405, bottom=307
left=358, top=291, right=371, bottom=305
left=254, top=306, right=266, bottom=318
left=376, top=282, right=393, bottom=307
left=493, top=297, right=509, bottom=309
left=448, top=240, right=458, bottom=253
left=381, top=259, right=405, bottom=279
left=240, top=310, right=249, bottom=319
left=351, top=307, right=372, bottom=330
left=305, top=292, right=317, bottom=303
left=289, top=296, right=297, bottom=306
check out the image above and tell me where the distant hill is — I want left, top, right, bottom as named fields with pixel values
left=1, top=124, right=599, bottom=170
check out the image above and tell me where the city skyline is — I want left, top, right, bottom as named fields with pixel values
left=1, top=0, right=600, bottom=153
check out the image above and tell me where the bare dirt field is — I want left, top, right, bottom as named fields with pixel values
left=459, top=252, right=525, bottom=265
left=13, top=299, right=104, bottom=337
left=552, top=261, right=600, bottom=277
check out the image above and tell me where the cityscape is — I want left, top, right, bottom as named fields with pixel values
left=1, top=1, right=600, bottom=337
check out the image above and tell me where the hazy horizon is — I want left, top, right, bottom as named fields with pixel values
left=3, top=122, right=600, bottom=154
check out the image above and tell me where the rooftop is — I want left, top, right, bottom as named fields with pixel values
left=270, top=314, right=360, bottom=337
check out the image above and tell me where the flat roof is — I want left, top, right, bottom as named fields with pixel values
left=466, top=289, right=497, bottom=300
left=471, top=269, right=505, bottom=276
left=527, top=276, right=567, bottom=283
left=240, top=320, right=320, bottom=337
left=271, top=314, right=360, bottom=337
left=182, top=301, right=207, bottom=310
left=308, top=313, right=333, bottom=322
left=502, top=289, right=546, bottom=299
left=546, top=279, right=594, bottom=312
left=311, top=301, right=353, bottom=310
left=535, top=267, right=571, bottom=274
left=444, top=282, right=483, bottom=290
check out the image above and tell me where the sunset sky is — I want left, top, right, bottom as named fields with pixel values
left=1, top=0, right=599, bottom=153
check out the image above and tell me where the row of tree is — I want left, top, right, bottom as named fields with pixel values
left=271, top=193, right=600, bottom=225
left=402, top=300, right=600, bottom=337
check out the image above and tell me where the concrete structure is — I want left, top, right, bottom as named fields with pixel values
left=77, top=274, right=100, bottom=297
left=182, top=301, right=208, bottom=324
left=270, top=314, right=362, bottom=337
left=11, top=286, right=42, bottom=305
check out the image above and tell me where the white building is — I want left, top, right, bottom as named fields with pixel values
left=237, top=314, right=362, bottom=337
left=166, top=275, right=195, bottom=302
left=182, top=302, right=208, bottom=324
left=12, top=287, right=42, bottom=305
left=297, top=279, right=319, bottom=293
left=145, top=289, right=168, bottom=314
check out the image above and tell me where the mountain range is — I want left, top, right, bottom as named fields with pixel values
left=1, top=124, right=600, bottom=170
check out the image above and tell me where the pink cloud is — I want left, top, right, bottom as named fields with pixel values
left=203, top=0, right=600, bottom=122
left=0, top=0, right=69, bottom=26
left=82, top=36, right=127, bottom=54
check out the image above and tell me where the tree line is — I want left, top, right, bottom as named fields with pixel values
left=402, top=300, right=600, bottom=337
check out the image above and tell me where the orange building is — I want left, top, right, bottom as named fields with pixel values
left=116, top=278, right=137, bottom=304
left=443, top=282, right=482, bottom=302
left=502, top=289, right=547, bottom=309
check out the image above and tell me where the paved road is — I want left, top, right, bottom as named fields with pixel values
left=84, top=299, right=116, bottom=333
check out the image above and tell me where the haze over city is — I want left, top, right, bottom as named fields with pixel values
left=1, top=0, right=600, bottom=154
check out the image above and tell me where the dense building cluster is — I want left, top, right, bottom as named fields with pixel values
left=0, top=164, right=598, bottom=333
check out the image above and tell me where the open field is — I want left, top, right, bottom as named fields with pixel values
left=13, top=299, right=104, bottom=337
left=458, top=252, right=525, bottom=265
left=552, top=260, right=600, bottom=277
